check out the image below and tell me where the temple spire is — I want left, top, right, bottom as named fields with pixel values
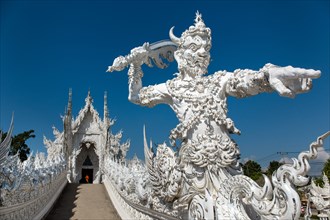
left=85, top=89, right=93, bottom=105
left=104, top=91, right=109, bottom=119
left=104, top=91, right=110, bottom=128
left=64, top=88, right=73, bottom=160
left=67, top=88, right=72, bottom=115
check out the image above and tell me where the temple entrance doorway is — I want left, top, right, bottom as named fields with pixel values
left=80, top=168, right=93, bottom=183
left=75, top=142, right=99, bottom=183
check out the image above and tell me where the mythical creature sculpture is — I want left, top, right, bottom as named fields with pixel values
left=108, top=12, right=322, bottom=218
left=305, top=174, right=330, bottom=219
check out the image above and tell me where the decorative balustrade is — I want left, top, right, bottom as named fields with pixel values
left=103, top=156, right=151, bottom=219
left=103, top=156, right=180, bottom=219
left=102, top=132, right=330, bottom=220
left=0, top=171, right=67, bottom=220
left=1, top=127, right=329, bottom=220
left=0, top=122, right=68, bottom=220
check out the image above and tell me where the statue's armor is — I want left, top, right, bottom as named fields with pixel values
left=107, top=11, right=322, bottom=219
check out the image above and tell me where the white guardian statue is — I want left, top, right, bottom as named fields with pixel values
left=107, top=12, right=326, bottom=219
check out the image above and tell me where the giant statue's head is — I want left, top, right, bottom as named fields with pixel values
left=169, top=12, right=212, bottom=78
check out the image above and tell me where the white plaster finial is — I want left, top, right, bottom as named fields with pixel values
left=67, top=88, right=72, bottom=115
left=104, top=91, right=108, bottom=116
left=85, top=89, right=93, bottom=104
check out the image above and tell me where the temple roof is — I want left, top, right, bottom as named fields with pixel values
left=71, top=91, right=104, bottom=134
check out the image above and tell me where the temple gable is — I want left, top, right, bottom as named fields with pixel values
left=45, top=90, right=130, bottom=184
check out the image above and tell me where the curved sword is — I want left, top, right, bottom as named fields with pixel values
left=106, top=40, right=177, bottom=72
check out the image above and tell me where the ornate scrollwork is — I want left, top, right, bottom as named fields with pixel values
left=217, top=131, right=330, bottom=220
left=0, top=121, right=67, bottom=219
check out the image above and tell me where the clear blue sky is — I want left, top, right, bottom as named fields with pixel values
left=1, top=0, right=329, bottom=170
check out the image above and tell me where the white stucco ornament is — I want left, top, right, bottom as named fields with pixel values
left=305, top=174, right=330, bottom=219
left=108, top=12, right=328, bottom=219
left=0, top=117, right=67, bottom=220
left=0, top=91, right=134, bottom=220
left=58, top=90, right=131, bottom=184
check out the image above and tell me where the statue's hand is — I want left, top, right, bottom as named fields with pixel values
left=264, top=63, right=321, bottom=98
left=130, top=42, right=150, bottom=66
left=107, top=56, right=127, bottom=72
left=107, top=42, right=150, bottom=72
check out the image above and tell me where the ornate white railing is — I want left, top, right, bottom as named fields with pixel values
left=101, top=132, right=330, bottom=220
left=103, top=157, right=152, bottom=219
left=104, top=177, right=179, bottom=220
left=2, top=120, right=329, bottom=220
left=0, top=122, right=68, bottom=220
left=103, top=157, right=179, bottom=220
left=0, top=171, right=67, bottom=220
left=104, top=177, right=152, bottom=220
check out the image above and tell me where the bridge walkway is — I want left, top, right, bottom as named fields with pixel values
left=46, top=183, right=121, bottom=220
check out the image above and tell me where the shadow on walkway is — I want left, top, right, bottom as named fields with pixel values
left=46, top=183, right=121, bottom=220
left=46, top=183, right=79, bottom=220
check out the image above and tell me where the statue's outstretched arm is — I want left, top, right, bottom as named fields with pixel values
left=108, top=41, right=176, bottom=107
left=127, top=63, right=144, bottom=104
left=222, top=63, right=320, bottom=98
left=263, top=63, right=320, bottom=98
left=126, top=47, right=171, bottom=107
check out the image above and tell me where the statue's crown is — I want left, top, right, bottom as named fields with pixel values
left=182, top=12, right=211, bottom=40
left=170, top=11, right=211, bottom=46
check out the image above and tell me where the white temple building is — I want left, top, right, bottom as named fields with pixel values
left=44, top=89, right=130, bottom=184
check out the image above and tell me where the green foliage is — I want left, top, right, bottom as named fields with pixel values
left=243, top=160, right=262, bottom=181
left=266, top=160, right=283, bottom=177
left=313, top=176, right=324, bottom=187
left=322, top=158, right=330, bottom=180
left=1, top=129, right=35, bottom=162
left=311, top=159, right=330, bottom=187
